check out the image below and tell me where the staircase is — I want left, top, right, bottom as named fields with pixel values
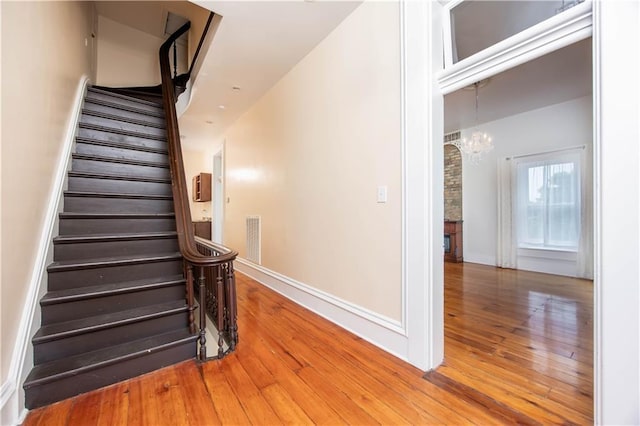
left=23, top=87, right=197, bottom=409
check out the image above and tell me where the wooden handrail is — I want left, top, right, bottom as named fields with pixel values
left=160, top=17, right=238, bottom=359
left=188, top=12, right=215, bottom=77
left=194, top=236, right=235, bottom=256
left=159, top=20, right=238, bottom=266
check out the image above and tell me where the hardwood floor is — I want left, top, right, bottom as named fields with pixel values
left=22, top=263, right=593, bottom=425
left=439, top=262, right=593, bottom=424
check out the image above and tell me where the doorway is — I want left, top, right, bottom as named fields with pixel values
left=401, top=0, right=639, bottom=422
left=438, top=35, right=595, bottom=420
left=443, top=39, right=593, bottom=276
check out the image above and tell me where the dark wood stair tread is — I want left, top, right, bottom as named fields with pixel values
left=47, top=252, right=182, bottom=272
left=24, top=329, right=195, bottom=388
left=84, top=97, right=165, bottom=119
left=64, top=191, right=172, bottom=200
left=53, top=231, right=177, bottom=244
left=59, top=212, right=175, bottom=219
left=72, top=153, right=169, bottom=169
left=32, top=300, right=189, bottom=343
left=97, top=87, right=164, bottom=105
left=78, top=122, right=167, bottom=142
left=68, top=171, right=171, bottom=184
left=82, top=109, right=166, bottom=130
left=88, top=87, right=163, bottom=109
left=76, top=136, right=168, bottom=155
left=40, top=275, right=185, bottom=305
left=57, top=213, right=177, bottom=236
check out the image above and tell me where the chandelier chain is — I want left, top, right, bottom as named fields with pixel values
left=446, top=80, right=494, bottom=164
left=475, top=82, right=479, bottom=125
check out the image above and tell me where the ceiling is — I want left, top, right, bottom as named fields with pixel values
left=183, top=0, right=591, bottom=146
left=439, top=0, right=591, bottom=132
left=179, top=0, right=362, bottom=150
left=94, top=1, right=360, bottom=150
left=95, top=1, right=173, bottom=38
left=444, top=37, right=592, bottom=133
left=95, top=1, right=592, bottom=149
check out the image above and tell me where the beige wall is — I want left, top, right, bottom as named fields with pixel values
left=1, top=1, right=93, bottom=383
left=96, top=15, right=165, bottom=87
left=183, top=148, right=213, bottom=222
left=95, top=2, right=211, bottom=88
left=220, top=1, right=402, bottom=320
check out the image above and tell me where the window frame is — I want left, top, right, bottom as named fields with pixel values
left=515, top=149, right=583, bottom=252
left=438, top=0, right=592, bottom=95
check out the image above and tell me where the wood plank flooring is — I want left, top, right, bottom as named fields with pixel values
left=23, top=262, right=593, bottom=425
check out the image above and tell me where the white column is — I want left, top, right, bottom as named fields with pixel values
left=594, top=0, right=640, bottom=423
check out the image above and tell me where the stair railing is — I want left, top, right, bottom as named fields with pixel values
left=188, top=12, right=215, bottom=78
left=171, top=12, right=215, bottom=95
left=159, top=17, right=238, bottom=360
left=173, top=41, right=178, bottom=79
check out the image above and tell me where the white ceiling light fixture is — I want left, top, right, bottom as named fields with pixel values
left=457, top=80, right=493, bottom=164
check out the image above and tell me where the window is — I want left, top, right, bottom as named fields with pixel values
left=516, top=151, right=581, bottom=250
left=449, top=1, right=571, bottom=63
left=439, top=0, right=592, bottom=95
left=443, top=0, right=589, bottom=67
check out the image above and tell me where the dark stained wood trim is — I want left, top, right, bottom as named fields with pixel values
left=159, top=21, right=237, bottom=266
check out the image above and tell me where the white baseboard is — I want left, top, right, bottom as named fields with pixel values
left=0, top=76, right=89, bottom=426
left=463, top=252, right=496, bottom=266
left=234, top=258, right=410, bottom=362
left=0, top=381, right=19, bottom=426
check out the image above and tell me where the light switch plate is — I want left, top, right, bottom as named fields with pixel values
left=377, top=186, right=388, bottom=203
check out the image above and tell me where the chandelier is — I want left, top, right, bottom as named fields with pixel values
left=454, top=80, right=493, bottom=164
left=460, top=130, right=493, bottom=164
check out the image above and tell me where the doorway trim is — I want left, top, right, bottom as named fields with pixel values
left=402, top=0, right=444, bottom=370
left=212, top=142, right=225, bottom=244
left=410, top=0, right=640, bottom=423
left=439, top=0, right=592, bottom=95
left=403, top=0, right=594, bottom=373
left=591, top=1, right=639, bottom=423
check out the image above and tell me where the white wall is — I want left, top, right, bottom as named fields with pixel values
left=596, top=0, right=640, bottom=423
left=219, top=1, right=402, bottom=321
left=1, top=1, right=93, bottom=422
left=461, top=95, right=593, bottom=275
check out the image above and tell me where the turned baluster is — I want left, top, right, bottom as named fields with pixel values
left=216, top=264, right=225, bottom=357
left=198, top=266, right=207, bottom=360
left=225, top=261, right=238, bottom=349
left=186, top=264, right=196, bottom=334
